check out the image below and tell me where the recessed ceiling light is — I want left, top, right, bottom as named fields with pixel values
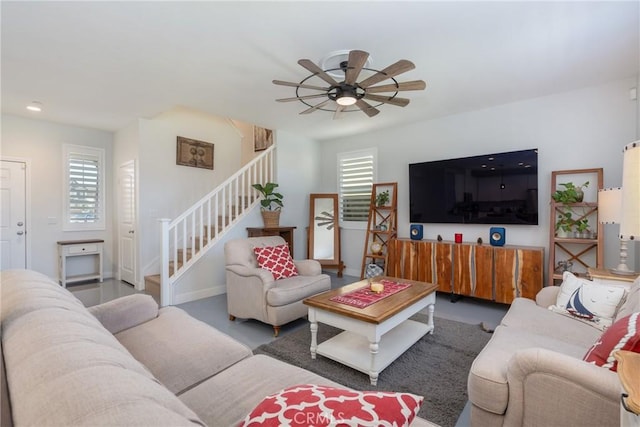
left=26, top=101, right=43, bottom=112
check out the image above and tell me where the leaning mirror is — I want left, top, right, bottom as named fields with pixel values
left=308, top=193, right=343, bottom=276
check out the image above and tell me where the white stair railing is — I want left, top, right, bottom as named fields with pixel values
left=159, top=146, right=275, bottom=306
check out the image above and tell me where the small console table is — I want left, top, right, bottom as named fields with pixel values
left=247, top=227, right=296, bottom=254
left=57, top=239, right=104, bottom=287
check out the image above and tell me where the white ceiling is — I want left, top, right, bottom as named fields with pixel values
left=2, top=1, right=638, bottom=141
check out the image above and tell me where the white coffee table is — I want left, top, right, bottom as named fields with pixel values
left=303, top=277, right=437, bottom=386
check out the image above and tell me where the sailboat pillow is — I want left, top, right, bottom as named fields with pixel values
left=549, top=272, right=626, bottom=330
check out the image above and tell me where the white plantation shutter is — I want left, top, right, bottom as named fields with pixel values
left=338, top=149, right=376, bottom=225
left=63, top=145, right=105, bottom=230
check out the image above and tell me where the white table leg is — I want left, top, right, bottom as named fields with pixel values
left=427, top=303, right=435, bottom=334
left=369, top=341, right=379, bottom=386
left=309, top=311, right=318, bottom=359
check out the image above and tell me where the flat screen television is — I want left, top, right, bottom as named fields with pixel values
left=409, top=149, right=538, bottom=225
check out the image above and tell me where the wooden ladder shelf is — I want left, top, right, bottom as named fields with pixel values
left=360, top=182, right=398, bottom=279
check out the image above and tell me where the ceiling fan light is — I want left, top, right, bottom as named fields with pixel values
left=336, top=95, right=357, bottom=106
left=26, top=101, right=43, bottom=112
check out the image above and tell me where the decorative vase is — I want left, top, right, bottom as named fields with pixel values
left=261, top=210, right=280, bottom=228
left=575, top=189, right=584, bottom=202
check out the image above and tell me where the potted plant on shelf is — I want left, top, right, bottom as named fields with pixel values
left=252, top=182, right=283, bottom=228
left=575, top=218, right=591, bottom=239
left=555, top=211, right=575, bottom=238
left=375, top=190, right=390, bottom=207
left=552, top=181, right=589, bottom=203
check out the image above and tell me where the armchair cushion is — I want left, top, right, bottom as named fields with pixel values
left=266, top=275, right=330, bottom=307
left=253, top=244, right=298, bottom=280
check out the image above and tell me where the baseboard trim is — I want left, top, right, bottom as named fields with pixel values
left=173, top=284, right=226, bottom=305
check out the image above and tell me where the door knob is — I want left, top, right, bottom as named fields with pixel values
left=129, top=230, right=135, bottom=234
left=17, top=222, right=23, bottom=226
left=16, top=231, right=24, bottom=236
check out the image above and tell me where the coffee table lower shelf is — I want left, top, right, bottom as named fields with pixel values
left=315, top=319, right=431, bottom=384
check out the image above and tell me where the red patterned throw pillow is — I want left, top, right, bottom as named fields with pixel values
left=253, top=244, right=298, bottom=280
left=239, top=384, right=423, bottom=427
left=583, top=312, right=640, bottom=371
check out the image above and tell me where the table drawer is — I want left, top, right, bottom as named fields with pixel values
left=68, top=244, right=99, bottom=254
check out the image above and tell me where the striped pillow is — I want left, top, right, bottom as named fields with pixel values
left=583, top=312, right=640, bottom=371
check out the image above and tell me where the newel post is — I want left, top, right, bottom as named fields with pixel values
left=159, top=218, right=172, bottom=307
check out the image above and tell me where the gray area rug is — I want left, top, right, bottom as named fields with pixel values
left=254, top=314, right=492, bottom=427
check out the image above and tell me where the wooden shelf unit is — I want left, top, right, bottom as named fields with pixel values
left=247, top=226, right=296, bottom=254
left=548, top=168, right=604, bottom=286
left=360, top=183, right=398, bottom=279
left=387, top=238, right=544, bottom=304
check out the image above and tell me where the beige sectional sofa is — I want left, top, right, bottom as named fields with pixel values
left=468, top=276, right=640, bottom=427
left=1, top=269, right=433, bottom=426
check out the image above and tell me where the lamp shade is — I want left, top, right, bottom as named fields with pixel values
left=620, top=141, right=640, bottom=240
left=598, top=187, right=622, bottom=224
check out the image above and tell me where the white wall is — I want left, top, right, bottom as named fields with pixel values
left=1, top=114, right=114, bottom=279
left=276, top=130, right=322, bottom=259
left=318, top=77, right=638, bottom=277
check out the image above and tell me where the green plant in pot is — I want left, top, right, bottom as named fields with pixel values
left=252, top=182, right=283, bottom=228
left=575, top=218, right=590, bottom=238
left=375, top=190, right=390, bottom=207
left=552, top=181, right=589, bottom=204
left=555, top=211, right=575, bottom=238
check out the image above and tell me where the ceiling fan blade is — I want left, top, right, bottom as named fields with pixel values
left=276, top=94, right=328, bottom=102
left=300, top=99, right=331, bottom=114
left=345, top=50, right=369, bottom=86
left=355, top=99, right=380, bottom=117
left=358, top=59, right=416, bottom=88
left=366, top=80, right=427, bottom=93
left=298, top=59, right=339, bottom=86
left=333, top=105, right=346, bottom=120
left=272, top=80, right=328, bottom=91
left=363, top=94, right=410, bottom=107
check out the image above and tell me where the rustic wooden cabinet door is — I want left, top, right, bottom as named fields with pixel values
left=453, top=244, right=473, bottom=296
left=517, top=248, right=544, bottom=300
left=434, top=242, right=453, bottom=292
left=474, top=245, right=494, bottom=300
left=494, top=247, right=544, bottom=303
left=494, top=247, right=517, bottom=304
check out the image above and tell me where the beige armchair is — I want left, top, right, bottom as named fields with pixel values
left=224, top=236, right=331, bottom=336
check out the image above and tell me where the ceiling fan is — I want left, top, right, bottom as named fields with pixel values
left=273, top=50, right=426, bottom=118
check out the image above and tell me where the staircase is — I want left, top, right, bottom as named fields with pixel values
left=145, top=146, right=276, bottom=306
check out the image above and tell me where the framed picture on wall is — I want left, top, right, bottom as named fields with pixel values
left=176, top=136, right=214, bottom=170
left=254, top=126, right=273, bottom=152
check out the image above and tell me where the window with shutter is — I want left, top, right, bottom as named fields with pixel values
left=63, top=145, right=105, bottom=231
left=338, top=149, right=377, bottom=227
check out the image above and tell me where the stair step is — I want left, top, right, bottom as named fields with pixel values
left=144, top=275, right=161, bottom=301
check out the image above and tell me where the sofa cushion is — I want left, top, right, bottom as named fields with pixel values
left=468, top=324, right=593, bottom=415
left=179, top=355, right=344, bottom=426
left=254, top=244, right=298, bottom=280
left=500, top=297, right=602, bottom=347
left=549, top=272, right=626, bottom=330
left=116, top=306, right=252, bottom=395
left=239, top=384, right=423, bottom=427
left=1, top=270, right=204, bottom=426
left=584, top=312, right=640, bottom=371
left=266, top=275, right=330, bottom=307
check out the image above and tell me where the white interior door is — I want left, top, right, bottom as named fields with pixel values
left=118, top=161, right=137, bottom=286
left=0, top=160, right=27, bottom=269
